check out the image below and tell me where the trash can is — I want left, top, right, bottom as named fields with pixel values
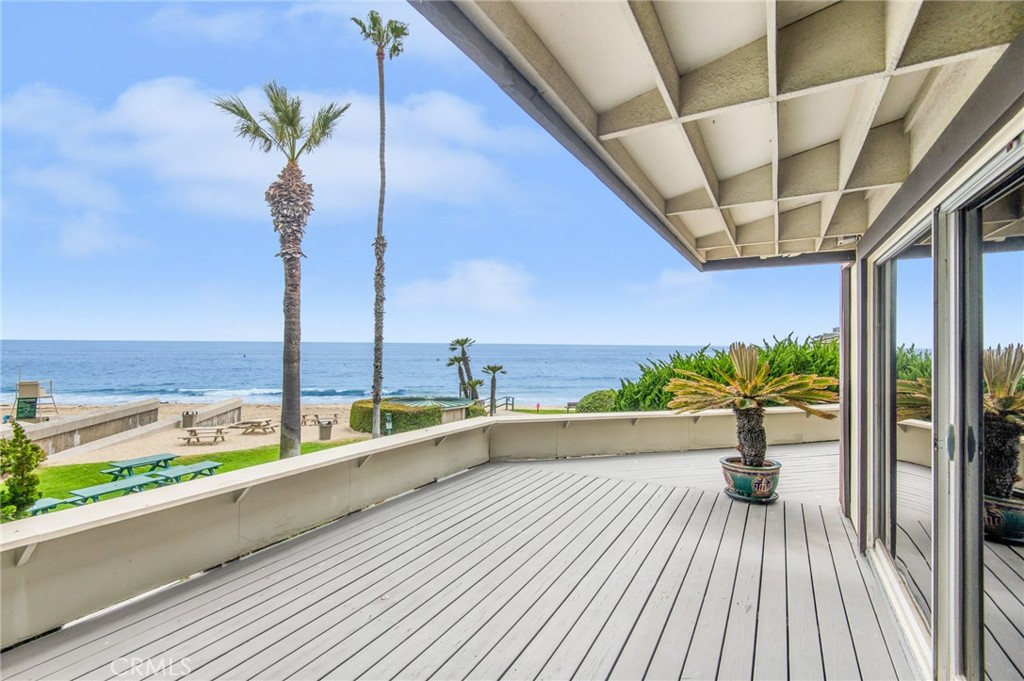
left=182, top=410, right=198, bottom=428
left=318, top=419, right=333, bottom=441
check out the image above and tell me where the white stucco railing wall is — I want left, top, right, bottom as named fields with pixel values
left=489, top=404, right=840, bottom=460
left=0, top=406, right=839, bottom=647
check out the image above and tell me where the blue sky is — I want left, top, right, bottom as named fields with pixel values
left=2, top=2, right=1020, bottom=346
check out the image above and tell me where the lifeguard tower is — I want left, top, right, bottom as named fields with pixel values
left=10, top=380, right=60, bottom=422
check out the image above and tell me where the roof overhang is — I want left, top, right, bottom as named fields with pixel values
left=413, top=1, right=1024, bottom=270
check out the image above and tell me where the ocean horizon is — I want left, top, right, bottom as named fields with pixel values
left=0, top=339, right=711, bottom=406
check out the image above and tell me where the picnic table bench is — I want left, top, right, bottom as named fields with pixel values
left=566, top=401, right=579, bottom=412
left=149, top=461, right=223, bottom=484
left=238, top=419, right=276, bottom=435
left=179, top=426, right=227, bottom=445
left=302, top=413, right=339, bottom=426
left=28, top=497, right=80, bottom=515
left=102, top=453, right=177, bottom=480
left=68, top=475, right=158, bottom=504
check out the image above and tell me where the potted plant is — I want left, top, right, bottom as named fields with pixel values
left=897, top=344, right=1024, bottom=544
left=665, top=342, right=839, bottom=503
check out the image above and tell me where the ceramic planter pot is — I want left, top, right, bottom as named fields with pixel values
left=983, top=490, right=1024, bottom=545
left=721, top=456, right=781, bottom=504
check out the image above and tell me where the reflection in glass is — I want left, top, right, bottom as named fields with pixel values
left=981, top=184, right=1024, bottom=680
left=891, top=232, right=934, bottom=619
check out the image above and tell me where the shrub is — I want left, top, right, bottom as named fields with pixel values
left=615, top=335, right=840, bottom=412
left=349, top=400, right=442, bottom=434
left=1, top=422, right=47, bottom=521
left=467, top=404, right=487, bottom=418
left=896, top=344, right=932, bottom=381
left=576, top=389, right=617, bottom=413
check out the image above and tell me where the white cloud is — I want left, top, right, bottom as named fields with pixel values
left=394, top=259, right=535, bottom=313
left=3, top=78, right=541, bottom=224
left=57, top=213, right=145, bottom=258
left=14, top=166, right=123, bottom=212
left=145, top=5, right=269, bottom=43
left=626, top=268, right=716, bottom=296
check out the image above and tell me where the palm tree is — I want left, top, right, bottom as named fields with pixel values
left=449, top=338, right=478, bottom=399
left=353, top=11, right=409, bottom=439
left=214, top=82, right=349, bottom=459
left=482, top=365, right=506, bottom=415
left=666, top=343, right=838, bottom=467
left=447, top=355, right=467, bottom=397
left=467, top=379, right=484, bottom=404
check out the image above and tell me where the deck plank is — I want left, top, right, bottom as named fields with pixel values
left=606, top=492, right=723, bottom=680
left=644, top=494, right=736, bottom=679
left=245, top=475, right=630, bottom=680
left=565, top=490, right=706, bottom=680
left=716, top=505, right=766, bottom=681
left=753, top=503, right=789, bottom=681
left=678, top=502, right=750, bottom=680
left=785, top=503, right=826, bottom=681
left=805, top=504, right=860, bottom=679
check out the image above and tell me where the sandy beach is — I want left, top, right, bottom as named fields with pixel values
left=4, top=402, right=365, bottom=467
left=5, top=400, right=560, bottom=467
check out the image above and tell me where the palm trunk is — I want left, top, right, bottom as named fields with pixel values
left=984, top=415, right=1022, bottom=498
left=462, top=349, right=477, bottom=399
left=489, top=376, right=497, bottom=416
left=734, top=406, right=767, bottom=467
left=371, top=48, right=387, bottom=439
left=457, top=363, right=467, bottom=397
left=266, top=162, right=311, bottom=460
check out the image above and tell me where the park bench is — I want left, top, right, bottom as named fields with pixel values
left=179, top=426, right=227, bottom=445
left=68, top=475, right=158, bottom=504
left=149, top=461, right=223, bottom=484
left=103, top=453, right=177, bottom=480
left=566, top=401, right=579, bottom=412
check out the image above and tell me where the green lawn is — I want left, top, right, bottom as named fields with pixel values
left=513, top=408, right=574, bottom=415
left=33, top=438, right=365, bottom=502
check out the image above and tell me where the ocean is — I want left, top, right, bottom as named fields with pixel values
left=0, top=340, right=705, bottom=406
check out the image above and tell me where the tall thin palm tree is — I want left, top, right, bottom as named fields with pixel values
left=482, top=365, right=506, bottom=415
left=353, top=10, right=409, bottom=439
left=214, top=82, right=348, bottom=459
left=449, top=338, right=479, bottom=399
left=447, top=355, right=467, bottom=397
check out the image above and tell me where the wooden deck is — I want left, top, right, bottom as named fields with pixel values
left=2, top=444, right=917, bottom=680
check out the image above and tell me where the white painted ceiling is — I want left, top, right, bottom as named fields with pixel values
left=456, top=1, right=1023, bottom=263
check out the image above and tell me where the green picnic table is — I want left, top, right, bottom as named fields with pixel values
left=149, top=461, right=223, bottom=484
left=68, top=475, right=159, bottom=503
left=28, top=497, right=81, bottom=515
left=103, top=454, right=177, bottom=480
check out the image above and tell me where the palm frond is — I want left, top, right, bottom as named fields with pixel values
left=896, top=377, right=932, bottom=421
left=298, top=102, right=350, bottom=156
left=212, top=96, right=273, bottom=153
left=983, top=344, right=1024, bottom=398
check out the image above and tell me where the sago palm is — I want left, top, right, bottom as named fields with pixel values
left=353, top=10, right=409, bottom=439
left=898, top=344, right=1024, bottom=497
left=666, top=343, right=839, bottom=467
left=214, top=82, right=349, bottom=459
left=450, top=338, right=479, bottom=399
left=482, top=364, right=506, bottom=415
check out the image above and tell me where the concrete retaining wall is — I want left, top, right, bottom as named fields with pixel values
left=15, top=400, right=160, bottom=456
left=194, top=399, right=243, bottom=427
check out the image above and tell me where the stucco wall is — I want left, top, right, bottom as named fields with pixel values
left=13, top=400, right=161, bottom=456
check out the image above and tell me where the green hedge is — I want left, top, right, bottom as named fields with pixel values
left=349, top=400, right=442, bottom=434
left=467, top=404, right=487, bottom=418
left=576, top=389, right=617, bottom=413
left=613, top=335, right=934, bottom=412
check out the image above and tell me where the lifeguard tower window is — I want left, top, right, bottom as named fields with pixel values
left=12, top=381, right=60, bottom=421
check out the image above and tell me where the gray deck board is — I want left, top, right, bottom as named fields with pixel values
left=4, top=446, right=927, bottom=681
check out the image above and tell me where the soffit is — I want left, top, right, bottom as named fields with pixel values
left=453, top=1, right=1024, bottom=265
